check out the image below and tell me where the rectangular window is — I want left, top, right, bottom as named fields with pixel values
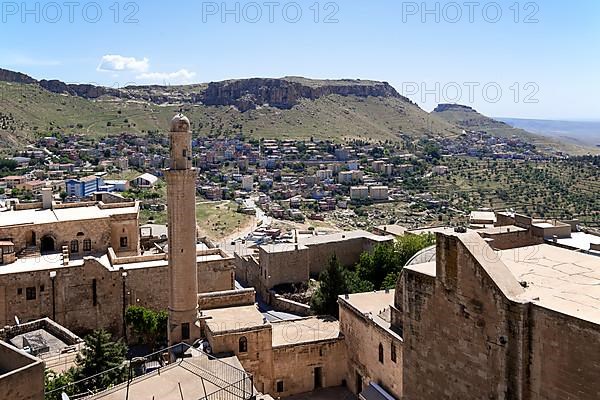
left=391, top=344, right=397, bottom=363
left=83, top=239, right=92, bottom=252
left=182, top=323, right=190, bottom=340
left=26, top=287, right=36, bottom=300
left=276, top=381, right=284, bottom=393
left=120, top=237, right=128, bottom=248
left=17, top=288, right=22, bottom=295
left=40, top=285, right=45, bottom=293
left=92, top=279, right=97, bottom=306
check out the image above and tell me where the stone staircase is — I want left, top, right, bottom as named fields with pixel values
left=18, top=246, right=39, bottom=258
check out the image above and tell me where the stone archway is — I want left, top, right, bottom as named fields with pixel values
left=40, top=235, right=56, bottom=254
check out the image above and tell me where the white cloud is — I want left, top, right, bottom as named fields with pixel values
left=136, top=69, right=197, bottom=85
left=97, top=55, right=149, bottom=73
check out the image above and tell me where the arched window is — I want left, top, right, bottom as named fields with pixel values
left=83, top=239, right=92, bottom=252
left=239, top=336, right=248, bottom=353
left=70, top=240, right=79, bottom=254
left=378, top=343, right=384, bottom=364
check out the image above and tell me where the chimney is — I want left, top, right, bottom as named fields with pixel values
left=41, top=188, right=53, bottom=209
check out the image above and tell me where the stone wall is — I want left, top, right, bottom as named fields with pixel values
left=272, top=339, right=346, bottom=397
left=0, top=341, right=44, bottom=400
left=402, top=234, right=526, bottom=400
left=401, top=232, right=600, bottom=400
left=269, top=291, right=312, bottom=316
left=260, top=246, right=310, bottom=289
left=339, top=301, right=402, bottom=399
left=528, top=307, right=600, bottom=399
left=198, top=289, right=255, bottom=310
left=205, top=326, right=274, bottom=393
left=479, top=229, right=541, bottom=250
left=0, top=213, right=139, bottom=257
left=0, top=255, right=233, bottom=338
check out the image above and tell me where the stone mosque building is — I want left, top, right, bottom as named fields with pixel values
left=1, top=114, right=599, bottom=400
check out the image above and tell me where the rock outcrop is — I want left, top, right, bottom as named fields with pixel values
left=0, top=68, right=408, bottom=111
left=201, top=78, right=407, bottom=111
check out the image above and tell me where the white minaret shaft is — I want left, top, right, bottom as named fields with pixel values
left=166, top=114, right=199, bottom=346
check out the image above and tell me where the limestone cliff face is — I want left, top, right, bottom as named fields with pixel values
left=201, top=78, right=407, bottom=111
left=0, top=68, right=37, bottom=84
left=0, top=68, right=408, bottom=111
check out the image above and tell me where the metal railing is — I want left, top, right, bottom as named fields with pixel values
left=45, top=342, right=254, bottom=400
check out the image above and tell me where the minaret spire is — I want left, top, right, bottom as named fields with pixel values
left=166, top=113, right=199, bottom=346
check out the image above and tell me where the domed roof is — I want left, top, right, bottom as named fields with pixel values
left=171, top=113, right=190, bottom=132
left=405, top=245, right=436, bottom=267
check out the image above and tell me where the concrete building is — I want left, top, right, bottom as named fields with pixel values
left=65, top=175, right=104, bottom=198
left=350, top=186, right=369, bottom=201
left=165, top=114, right=200, bottom=346
left=242, top=175, right=254, bottom=192
left=369, top=186, right=388, bottom=201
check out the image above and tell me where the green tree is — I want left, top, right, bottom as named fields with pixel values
left=44, top=369, right=76, bottom=400
left=125, top=305, right=168, bottom=347
left=311, top=255, right=349, bottom=317
left=73, top=330, right=127, bottom=393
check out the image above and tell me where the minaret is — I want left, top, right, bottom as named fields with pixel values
left=166, top=114, right=199, bottom=346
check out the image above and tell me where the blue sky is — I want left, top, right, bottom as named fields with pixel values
left=1, top=0, right=598, bottom=119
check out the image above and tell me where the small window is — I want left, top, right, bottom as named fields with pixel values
left=239, top=336, right=248, bottom=353
left=183, top=149, right=187, bottom=157
left=17, top=288, right=22, bottom=295
left=83, top=239, right=92, bottom=252
left=26, top=287, right=36, bottom=300
left=40, top=285, right=45, bottom=293
left=120, top=237, right=128, bottom=248
left=378, top=343, right=384, bottom=364
left=70, top=240, right=79, bottom=253
left=391, top=343, right=397, bottom=363
left=182, top=323, right=190, bottom=340
left=92, top=279, right=97, bottom=306
left=276, top=381, right=284, bottom=393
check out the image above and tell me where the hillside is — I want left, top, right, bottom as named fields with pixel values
left=432, top=104, right=598, bottom=155
left=0, top=69, right=461, bottom=150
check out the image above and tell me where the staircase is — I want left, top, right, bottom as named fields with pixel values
left=18, top=246, right=39, bottom=258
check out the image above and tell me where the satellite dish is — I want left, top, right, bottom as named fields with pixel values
left=61, top=392, right=71, bottom=400
left=14, top=315, right=20, bottom=325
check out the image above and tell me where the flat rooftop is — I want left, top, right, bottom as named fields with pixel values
left=204, top=304, right=266, bottom=334
left=271, top=317, right=340, bottom=347
left=339, top=290, right=395, bottom=315
left=0, top=203, right=138, bottom=227
left=300, top=230, right=393, bottom=246
left=404, top=261, right=436, bottom=277
left=374, top=225, right=407, bottom=237
left=92, top=355, right=249, bottom=400
left=498, top=244, right=600, bottom=324
left=407, top=226, right=467, bottom=236
left=555, top=232, right=600, bottom=253
left=339, top=290, right=400, bottom=340
left=476, top=225, right=527, bottom=234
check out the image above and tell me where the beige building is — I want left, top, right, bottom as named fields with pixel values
left=350, top=186, right=369, bottom=201
left=199, top=292, right=346, bottom=397
left=0, top=340, right=44, bottom=400
left=369, top=186, right=388, bottom=201
left=0, top=200, right=140, bottom=258
left=235, top=230, right=393, bottom=299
